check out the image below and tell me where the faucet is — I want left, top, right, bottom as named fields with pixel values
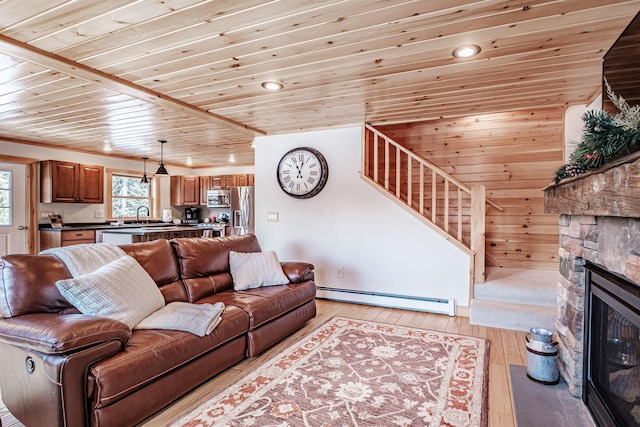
left=136, top=206, right=150, bottom=223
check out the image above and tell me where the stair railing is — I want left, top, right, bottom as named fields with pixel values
left=362, top=124, right=503, bottom=284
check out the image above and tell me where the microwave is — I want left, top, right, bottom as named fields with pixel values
left=207, top=189, right=230, bottom=207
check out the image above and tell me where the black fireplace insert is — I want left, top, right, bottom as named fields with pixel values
left=584, top=263, right=640, bottom=427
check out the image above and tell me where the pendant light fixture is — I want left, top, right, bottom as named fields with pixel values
left=140, top=157, right=150, bottom=184
left=155, top=139, right=169, bottom=175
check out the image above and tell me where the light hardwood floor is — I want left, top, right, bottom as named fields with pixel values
left=0, top=299, right=528, bottom=426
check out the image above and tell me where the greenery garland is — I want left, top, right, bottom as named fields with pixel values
left=554, top=79, right=640, bottom=183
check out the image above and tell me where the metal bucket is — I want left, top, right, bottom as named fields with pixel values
left=525, top=327, right=559, bottom=385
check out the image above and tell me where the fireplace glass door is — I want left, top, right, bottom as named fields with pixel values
left=585, top=264, right=640, bottom=427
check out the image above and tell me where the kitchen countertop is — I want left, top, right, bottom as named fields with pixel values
left=40, top=222, right=228, bottom=231
left=100, top=225, right=225, bottom=235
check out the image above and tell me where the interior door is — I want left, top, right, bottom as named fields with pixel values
left=0, top=162, right=28, bottom=256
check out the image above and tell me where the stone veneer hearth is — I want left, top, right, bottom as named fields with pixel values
left=545, top=151, right=640, bottom=397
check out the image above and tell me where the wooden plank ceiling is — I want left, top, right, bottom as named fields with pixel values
left=0, top=0, right=638, bottom=167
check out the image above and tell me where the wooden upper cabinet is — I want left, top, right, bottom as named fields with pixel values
left=236, top=174, right=249, bottom=186
left=79, top=164, right=104, bottom=203
left=199, top=176, right=211, bottom=206
left=210, top=176, right=224, bottom=188
left=170, top=175, right=200, bottom=206
left=223, top=174, right=237, bottom=188
left=40, top=160, right=104, bottom=203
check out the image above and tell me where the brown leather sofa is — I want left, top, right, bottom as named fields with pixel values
left=0, top=234, right=316, bottom=426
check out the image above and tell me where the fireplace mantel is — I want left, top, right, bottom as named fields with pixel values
left=544, top=150, right=640, bottom=218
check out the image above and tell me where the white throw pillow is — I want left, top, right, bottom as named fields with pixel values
left=55, top=255, right=165, bottom=328
left=229, top=250, right=290, bottom=291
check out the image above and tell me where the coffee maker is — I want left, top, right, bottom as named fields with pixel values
left=184, top=207, right=200, bottom=224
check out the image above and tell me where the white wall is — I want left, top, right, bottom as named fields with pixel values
left=254, top=126, right=471, bottom=308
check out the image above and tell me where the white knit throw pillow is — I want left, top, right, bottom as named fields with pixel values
left=229, top=250, right=290, bottom=291
left=56, top=255, right=165, bottom=328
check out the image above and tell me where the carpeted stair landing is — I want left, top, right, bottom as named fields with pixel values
left=470, top=267, right=558, bottom=331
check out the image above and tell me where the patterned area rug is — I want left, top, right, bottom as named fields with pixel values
left=172, top=317, right=490, bottom=426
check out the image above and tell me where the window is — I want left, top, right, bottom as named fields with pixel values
left=107, top=171, right=156, bottom=220
left=0, top=170, right=11, bottom=225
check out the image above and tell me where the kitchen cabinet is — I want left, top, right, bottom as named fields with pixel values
left=40, top=229, right=96, bottom=251
left=206, top=174, right=254, bottom=189
left=223, top=174, right=237, bottom=188
left=40, top=160, right=104, bottom=203
left=206, top=174, right=237, bottom=189
left=170, top=175, right=200, bottom=206
left=199, top=176, right=217, bottom=205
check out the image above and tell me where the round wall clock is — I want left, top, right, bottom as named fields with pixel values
left=276, top=147, right=329, bottom=199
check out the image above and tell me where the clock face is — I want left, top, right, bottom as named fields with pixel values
left=277, top=147, right=329, bottom=199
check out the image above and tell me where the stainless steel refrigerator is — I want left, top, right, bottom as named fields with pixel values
left=229, top=186, right=254, bottom=235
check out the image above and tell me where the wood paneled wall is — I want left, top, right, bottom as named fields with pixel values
left=376, top=108, right=564, bottom=271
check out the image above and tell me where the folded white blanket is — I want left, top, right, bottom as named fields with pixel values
left=42, top=243, right=126, bottom=276
left=135, top=302, right=225, bottom=337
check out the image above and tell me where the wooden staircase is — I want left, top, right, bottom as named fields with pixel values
left=362, top=124, right=504, bottom=285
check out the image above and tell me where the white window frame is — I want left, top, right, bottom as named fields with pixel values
left=106, top=169, right=160, bottom=221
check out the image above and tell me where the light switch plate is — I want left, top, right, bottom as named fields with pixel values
left=267, top=212, right=279, bottom=222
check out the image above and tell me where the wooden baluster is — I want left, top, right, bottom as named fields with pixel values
left=373, top=132, right=379, bottom=183
left=419, top=163, right=424, bottom=216
left=457, top=187, right=463, bottom=241
left=396, top=148, right=401, bottom=198
left=407, top=155, right=412, bottom=207
left=384, top=138, right=390, bottom=190
left=444, top=179, right=449, bottom=233
left=431, top=170, right=437, bottom=223
left=362, top=125, right=369, bottom=178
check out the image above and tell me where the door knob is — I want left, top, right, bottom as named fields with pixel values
left=17, top=225, right=27, bottom=230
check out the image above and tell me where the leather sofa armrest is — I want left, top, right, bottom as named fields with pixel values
left=281, top=262, right=315, bottom=283
left=0, top=313, right=131, bottom=355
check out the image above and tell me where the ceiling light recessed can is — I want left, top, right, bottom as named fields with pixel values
left=453, top=45, right=481, bottom=59
left=261, top=81, right=284, bottom=91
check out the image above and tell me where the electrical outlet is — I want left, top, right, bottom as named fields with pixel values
left=94, top=210, right=104, bottom=219
left=267, top=212, right=279, bottom=222
left=337, top=266, right=344, bottom=278
left=40, top=210, right=53, bottom=218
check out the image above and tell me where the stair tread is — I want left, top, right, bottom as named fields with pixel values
left=470, top=298, right=557, bottom=313
left=470, top=299, right=556, bottom=331
left=475, top=267, right=558, bottom=306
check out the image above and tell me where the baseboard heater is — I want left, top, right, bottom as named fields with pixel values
left=316, top=286, right=455, bottom=316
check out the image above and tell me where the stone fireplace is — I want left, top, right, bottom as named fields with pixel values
left=545, top=151, right=640, bottom=424
left=554, top=214, right=640, bottom=396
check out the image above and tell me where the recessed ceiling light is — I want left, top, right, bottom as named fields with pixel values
left=261, top=81, right=284, bottom=91
left=452, top=45, right=481, bottom=59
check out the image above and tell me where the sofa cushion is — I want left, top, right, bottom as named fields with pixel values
left=171, top=235, right=262, bottom=302
left=55, top=255, right=165, bottom=328
left=229, top=250, right=289, bottom=291
left=121, top=239, right=186, bottom=303
left=88, top=305, right=249, bottom=408
left=0, top=254, right=74, bottom=317
left=198, top=280, right=316, bottom=330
